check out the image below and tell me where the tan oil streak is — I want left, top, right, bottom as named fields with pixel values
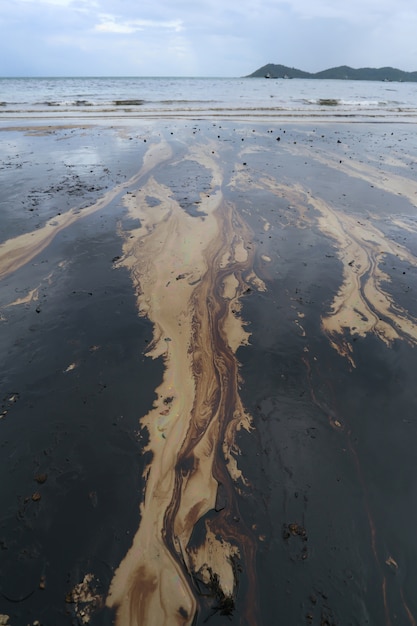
left=368, top=154, right=411, bottom=170
left=335, top=157, right=417, bottom=204
left=107, top=148, right=263, bottom=625
left=391, top=217, right=417, bottom=234
left=312, top=187, right=417, bottom=362
left=241, top=177, right=417, bottom=365
left=0, top=141, right=172, bottom=282
left=188, top=525, right=240, bottom=596
left=107, top=177, right=219, bottom=625
left=5, top=287, right=39, bottom=307
left=286, top=143, right=417, bottom=208
left=309, top=193, right=417, bottom=358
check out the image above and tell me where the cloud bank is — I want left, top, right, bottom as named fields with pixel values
left=1, top=0, right=417, bottom=76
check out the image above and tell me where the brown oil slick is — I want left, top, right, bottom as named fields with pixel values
left=106, top=143, right=265, bottom=625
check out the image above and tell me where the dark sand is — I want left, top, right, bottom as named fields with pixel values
left=1, top=120, right=417, bottom=626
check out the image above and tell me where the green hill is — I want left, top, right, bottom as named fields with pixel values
left=251, top=63, right=311, bottom=79
left=247, top=63, right=417, bottom=81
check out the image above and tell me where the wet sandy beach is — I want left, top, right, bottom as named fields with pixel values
left=1, top=119, right=417, bottom=626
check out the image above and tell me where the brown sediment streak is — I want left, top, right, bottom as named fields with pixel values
left=303, top=355, right=393, bottom=625
left=106, top=145, right=264, bottom=625
left=0, top=141, right=172, bottom=282
left=346, top=422, right=392, bottom=624
left=346, top=425, right=416, bottom=626
left=400, top=588, right=417, bottom=626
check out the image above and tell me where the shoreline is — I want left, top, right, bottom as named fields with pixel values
left=2, top=111, right=417, bottom=126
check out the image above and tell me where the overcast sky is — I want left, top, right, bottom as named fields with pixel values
left=1, top=0, right=417, bottom=77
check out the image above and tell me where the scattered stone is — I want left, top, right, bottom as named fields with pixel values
left=385, top=555, right=399, bottom=571
left=65, top=573, right=103, bottom=624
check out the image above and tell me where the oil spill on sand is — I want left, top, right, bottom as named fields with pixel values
left=1, top=122, right=417, bottom=625
left=106, top=142, right=266, bottom=625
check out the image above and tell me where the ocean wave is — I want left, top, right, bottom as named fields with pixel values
left=302, top=97, right=393, bottom=108
left=1, top=84, right=417, bottom=122
left=113, top=99, right=145, bottom=106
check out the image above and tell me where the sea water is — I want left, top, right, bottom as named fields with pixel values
left=0, top=76, right=417, bottom=121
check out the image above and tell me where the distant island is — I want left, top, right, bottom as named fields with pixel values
left=247, top=64, right=417, bottom=82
